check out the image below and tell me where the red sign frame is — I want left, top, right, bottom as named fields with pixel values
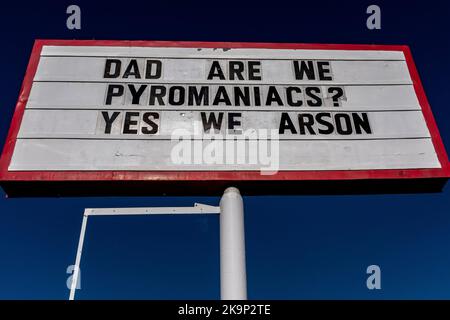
left=0, top=40, right=449, bottom=196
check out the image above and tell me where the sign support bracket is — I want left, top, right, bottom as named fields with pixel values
left=69, top=187, right=247, bottom=300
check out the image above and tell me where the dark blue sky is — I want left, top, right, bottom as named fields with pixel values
left=0, top=0, right=450, bottom=299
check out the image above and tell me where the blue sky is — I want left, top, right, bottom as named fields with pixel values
left=0, top=0, right=450, bottom=299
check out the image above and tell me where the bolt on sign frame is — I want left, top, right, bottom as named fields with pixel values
left=0, top=40, right=448, bottom=196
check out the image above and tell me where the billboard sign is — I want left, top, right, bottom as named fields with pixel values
left=0, top=40, right=448, bottom=196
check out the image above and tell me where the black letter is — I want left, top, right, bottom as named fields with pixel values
left=105, top=84, right=124, bottom=105
left=228, top=112, right=242, bottom=130
left=104, top=59, right=121, bottom=78
left=213, top=86, right=232, bottom=105
left=141, top=112, right=159, bottom=134
left=265, top=86, right=284, bottom=106
left=123, top=112, right=140, bottom=134
left=123, top=59, right=141, bottom=78
left=317, top=61, right=332, bottom=81
left=286, top=87, right=303, bottom=107
left=168, top=86, right=185, bottom=106
left=248, top=61, right=262, bottom=80
left=128, top=84, right=147, bottom=104
left=234, top=87, right=251, bottom=106
left=352, top=112, right=372, bottom=134
left=207, top=61, right=226, bottom=80
left=316, top=113, right=334, bottom=134
left=335, top=113, right=353, bottom=135
left=305, top=87, right=322, bottom=107
left=146, top=60, right=162, bottom=79
left=201, top=112, right=224, bottom=133
left=188, top=86, right=209, bottom=106
left=149, top=85, right=166, bottom=105
left=298, top=114, right=316, bottom=135
left=229, top=61, right=245, bottom=80
left=253, top=87, right=261, bottom=106
left=279, top=113, right=297, bottom=134
left=101, top=111, right=120, bottom=134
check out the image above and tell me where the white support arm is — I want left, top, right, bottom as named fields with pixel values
left=85, top=203, right=220, bottom=216
left=69, top=203, right=220, bottom=300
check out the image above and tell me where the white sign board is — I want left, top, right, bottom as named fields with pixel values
left=0, top=40, right=448, bottom=196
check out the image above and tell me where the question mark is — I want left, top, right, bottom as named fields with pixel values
left=328, top=87, right=344, bottom=107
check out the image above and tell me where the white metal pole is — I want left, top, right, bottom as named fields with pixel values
left=69, top=212, right=89, bottom=300
left=220, top=187, right=247, bottom=300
